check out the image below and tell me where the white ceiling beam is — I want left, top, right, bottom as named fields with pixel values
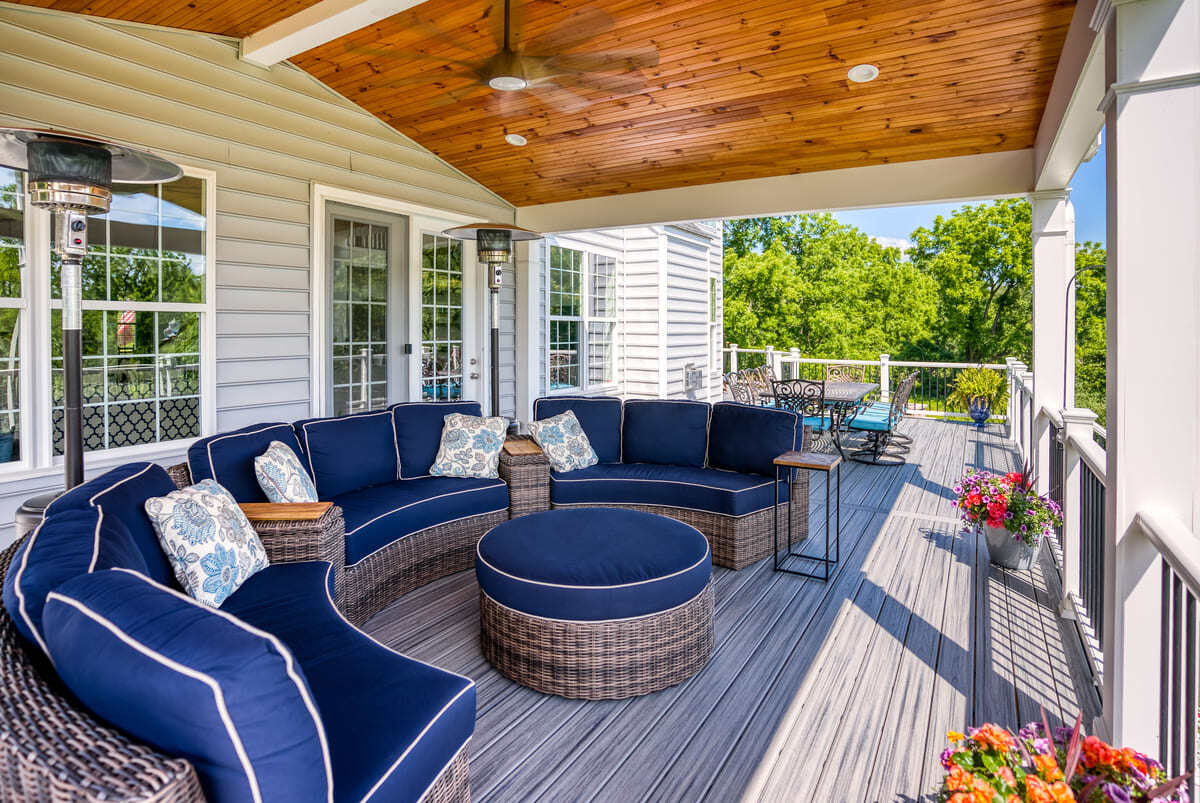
left=240, top=0, right=426, bottom=67
left=515, top=150, right=1035, bottom=234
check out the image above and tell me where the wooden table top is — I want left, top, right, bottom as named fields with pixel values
left=773, top=450, right=843, bottom=471
left=239, top=501, right=333, bottom=521
left=503, top=437, right=543, bottom=456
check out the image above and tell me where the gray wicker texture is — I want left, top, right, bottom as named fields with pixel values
left=421, top=744, right=470, bottom=803
left=497, top=438, right=550, bottom=518
left=480, top=583, right=715, bottom=700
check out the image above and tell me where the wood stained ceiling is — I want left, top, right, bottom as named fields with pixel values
left=9, top=0, right=327, bottom=37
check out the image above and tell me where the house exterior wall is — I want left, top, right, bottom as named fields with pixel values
left=0, top=6, right=516, bottom=543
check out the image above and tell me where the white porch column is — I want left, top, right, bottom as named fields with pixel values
left=514, top=240, right=544, bottom=428
left=1030, top=189, right=1075, bottom=493
left=1101, top=0, right=1200, bottom=751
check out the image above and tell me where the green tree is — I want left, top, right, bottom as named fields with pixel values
left=1073, top=241, right=1106, bottom=423
left=908, top=199, right=1033, bottom=363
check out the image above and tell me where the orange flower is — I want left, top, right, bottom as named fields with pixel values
left=946, top=765, right=975, bottom=792
left=1081, top=735, right=1118, bottom=768
left=1118, top=746, right=1148, bottom=774
left=1025, top=777, right=1053, bottom=803
left=948, top=794, right=974, bottom=803
left=995, top=766, right=1017, bottom=786
left=970, top=723, right=1016, bottom=752
left=1033, top=752, right=1064, bottom=781
left=1048, top=782, right=1074, bottom=803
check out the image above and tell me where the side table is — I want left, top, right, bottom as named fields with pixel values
left=773, top=450, right=842, bottom=580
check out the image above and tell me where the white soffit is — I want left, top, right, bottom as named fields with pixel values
left=240, top=0, right=426, bottom=67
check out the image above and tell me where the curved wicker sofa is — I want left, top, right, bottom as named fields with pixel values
left=528, top=397, right=809, bottom=569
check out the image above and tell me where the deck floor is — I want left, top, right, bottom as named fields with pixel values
left=363, top=419, right=1101, bottom=803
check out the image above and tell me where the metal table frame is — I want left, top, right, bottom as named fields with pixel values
left=773, top=451, right=842, bottom=581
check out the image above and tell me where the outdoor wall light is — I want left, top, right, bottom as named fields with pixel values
left=0, top=128, right=180, bottom=489
left=441, top=222, right=542, bottom=418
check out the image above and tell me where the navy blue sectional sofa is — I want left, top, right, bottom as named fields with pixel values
left=532, top=397, right=809, bottom=569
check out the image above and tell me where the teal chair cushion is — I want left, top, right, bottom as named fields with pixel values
left=848, top=409, right=893, bottom=432
left=802, top=415, right=831, bottom=432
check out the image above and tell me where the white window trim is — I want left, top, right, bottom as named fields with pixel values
left=545, top=240, right=620, bottom=397
left=0, top=164, right=217, bottom=479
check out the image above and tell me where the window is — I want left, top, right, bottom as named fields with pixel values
left=330, top=218, right=389, bottom=415
left=420, top=234, right=464, bottom=401
left=0, top=166, right=213, bottom=471
left=548, top=244, right=617, bottom=392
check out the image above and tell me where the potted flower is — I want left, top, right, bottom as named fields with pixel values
left=953, top=464, right=1062, bottom=570
left=936, top=714, right=1190, bottom=802
left=948, top=366, right=1008, bottom=429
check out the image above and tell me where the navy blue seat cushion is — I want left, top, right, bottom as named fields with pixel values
left=476, top=508, right=710, bottom=621
left=708, top=402, right=800, bottom=477
left=3, top=507, right=147, bottom=656
left=187, top=422, right=308, bottom=503
left=43, top=462, right=179, bottom=587
left=334, top=477, right=509, bottom=565
left=621, top=399, right=711, bottom=467
left=390, top=402, right=484, bottom=479
left=223, top=561, right=476, bottom=803
left=295, top=410, right=400, bottom=498
left=42, top=568, right=333, bottom=803
left=532, top=396, right=622, bottom=463
left=549, top=462, right=787, bottom=517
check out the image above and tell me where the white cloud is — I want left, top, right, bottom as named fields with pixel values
left=871, top=235, right=912, bottom=253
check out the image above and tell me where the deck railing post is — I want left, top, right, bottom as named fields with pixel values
left=788, top=347, right=800, bottom=381
left=879, top=354, right=890, bottom=402
left=764, top=345, right=774, bottom=376
left=729, top=343, right=738, bottom=373
left=1006, top=358, right=1021, bottom=440
left=1059, top=407, right=1098, bottom=619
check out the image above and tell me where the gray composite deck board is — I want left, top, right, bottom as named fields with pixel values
left=363, top=419, right=1102, bottom=802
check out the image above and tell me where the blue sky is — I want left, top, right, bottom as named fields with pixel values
left=831, top=138, right=1107, bottom=251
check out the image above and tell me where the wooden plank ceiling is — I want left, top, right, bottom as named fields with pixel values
left=9, top=0, right=1075, bottom=205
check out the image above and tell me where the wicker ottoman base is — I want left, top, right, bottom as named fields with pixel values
left=479, top=582, right=715, bottom=700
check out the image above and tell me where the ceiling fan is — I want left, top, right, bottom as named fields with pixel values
left=346, top=0, right=660, bottom=116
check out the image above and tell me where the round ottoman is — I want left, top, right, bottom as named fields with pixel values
left=475, top=507, right=714, bottom=699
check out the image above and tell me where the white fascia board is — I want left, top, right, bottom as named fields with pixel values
left=516, top=149, right=1035, bottom=234
left=240, top=0, right=426, bottom=67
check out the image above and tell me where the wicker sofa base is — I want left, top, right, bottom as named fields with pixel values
left=480, top=583, right=715, bottom=700
left=422, top=743, right=470, bottom=803
left=343, top=509, right=509, bottom=626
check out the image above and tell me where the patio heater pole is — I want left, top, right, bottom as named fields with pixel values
left=0, top=129, right=180, bottom=490
left=489, top=286, right=501, bottom=418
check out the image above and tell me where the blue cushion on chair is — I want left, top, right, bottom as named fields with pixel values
left=43, top=462, right=179, bottom=587
left=334, top=477, right=509, bottom=565
left=848, top=408, right=893, bottom=432
left=222, top=561, right=476, bottom=803
left=295, top=410, right=400, bottom=498
left=3, top=507, right=147, bottom=656
left=390, top=402, right=484, bottom=479
left=476, top=508, right=711, bottom=620
left=42, top=568, right=333, bottom=803
left=621, top=399, right=711, bottom=467
left=532, top=396, right=623, bottom=463
left=549, top=463, right=787, bottom=516
left=708, top=402, right=799, bottom=477
left=188, top=422, right=308, bottom=503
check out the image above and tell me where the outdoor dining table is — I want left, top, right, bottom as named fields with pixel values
left=818, top=381, right=878, bottom=457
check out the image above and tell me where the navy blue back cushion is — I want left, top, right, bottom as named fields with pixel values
left=708, top=402, right=800, bottom=477
left=390, top=401, right=483, bottom=478
left=43, top=462, right=179, bottom=587
left=532, top=396, right=623, bottom=463
left=188, top=423, right=307, bottom=503
left=42, top=569, right=333, bottom=803
left=294, top=410, right=400, bottom=498
left=621, top=399, right=711, bottom=468
left=3, top=507, right=147, bottom=656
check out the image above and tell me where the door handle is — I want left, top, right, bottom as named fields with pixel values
left=469, top=372, right=480, bottom=380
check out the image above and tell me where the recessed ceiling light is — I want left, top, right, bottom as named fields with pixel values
left=847, top=64, right=880, bottom=83
left=504, top=133, right=528, bottom=147
left=488, top=75, right=528, bottom=91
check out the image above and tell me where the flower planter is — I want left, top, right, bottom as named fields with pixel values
left=967, top=396, right=991, bottom=430
left=982, top=523, right=1038, bottom=571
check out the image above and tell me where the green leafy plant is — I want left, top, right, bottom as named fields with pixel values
left=947, top=366, right=1008, bottom=411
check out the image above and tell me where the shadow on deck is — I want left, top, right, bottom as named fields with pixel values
left=364, top=419, right=1102, bottom=803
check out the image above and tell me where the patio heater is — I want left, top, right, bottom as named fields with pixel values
left=0, top=128, right=180, bottom=490
left=440, top=222, right=541, bottom=419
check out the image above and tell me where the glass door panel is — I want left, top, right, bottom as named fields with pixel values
left=420, top=234, right=464, bottom=401
left=330, top=213, right=395, bottom=416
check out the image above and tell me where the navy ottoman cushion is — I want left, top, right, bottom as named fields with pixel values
left=42, top=568, right=332, bottom=803
left=549, top=463, right=787, bottom=517
left=708, top=402, right=801, bottom=477
left=335, top=477, right=509, bottom=565
left=188, top=422, right=308, bottom=503
left=532, top=396, right=622, bottom=463
left=621, top=399, right=711, bottom=467
left=295, top=409, right=400, bottom=498
left=224, top=561, right=476, bottom=803
left=476, top=508, right=711, bottom=621
left=3, top=507, right=147, bottom=656
left=390, top=402, right=484, bottom=478
left=43, top=462, right=179, bottom=588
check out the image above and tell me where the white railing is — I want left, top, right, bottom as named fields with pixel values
left=723, top=345, right=1007, bottom=420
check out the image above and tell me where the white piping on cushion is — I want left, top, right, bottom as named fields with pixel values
left=342, top=484, right=508, bottom=537
left=86, top=506, right=105, bottom=573
left=476, top=537, right=711, bottom=591
left=199, top=424, right=295, bottom=486
left=109, top=568, right=335, bottom=803
left=478, top=583, right=712, bottom=625
left=43, top=590, right=265, bottom=803
left=551, top=501, right=781, bottom=519
left=345, top=507, right=510, bottom=568
left=549, top=474, right=776, bottom=493
left=11, top=516, right=52, bottom=658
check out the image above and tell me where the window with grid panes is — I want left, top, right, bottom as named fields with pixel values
left=330, top=218, right=390, bottom=416
left=420, top=234, right=464, bottom=401
left=587, top=254, right=617, bottom=386
left=548, top=245, right=583, bottom=390
left=0, top=168, right=25, bottom=464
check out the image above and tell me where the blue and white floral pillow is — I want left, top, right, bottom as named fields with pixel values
left=529, top=410, right=598, bottom=473
left=254, top=440, right=319, bottom=503
left=144, top=480, right=269, bottom=607
left=429, top=413, right=507, bottom=479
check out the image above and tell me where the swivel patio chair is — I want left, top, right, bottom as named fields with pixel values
left=825, top=363, right=868, bottom=383
left=771, top=378, right=831, bottom=451
left=844, top=372, right=918, bottom=465
left=724, top=371, right=756, bottom=405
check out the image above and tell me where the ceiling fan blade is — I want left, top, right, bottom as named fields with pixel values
left=527, top=82, right=594, bottom=114
left=543, top=47, right=660, bottom=74
left=552, top=70, right=649, bottom=96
